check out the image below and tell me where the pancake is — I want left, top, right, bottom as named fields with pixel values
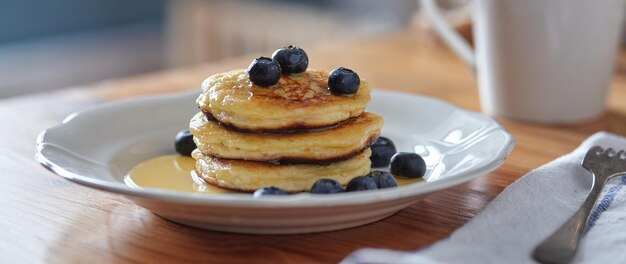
left=192, top=149, right=372, bottom=192
left=196, top=69, right=371, bottom=131
left=190, top=111, right=383, bottom=163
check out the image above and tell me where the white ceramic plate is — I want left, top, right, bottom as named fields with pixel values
left=36, top=90, right=514, bottom=234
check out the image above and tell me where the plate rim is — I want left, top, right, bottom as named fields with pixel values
left=36, top=89, right=515, bottom=208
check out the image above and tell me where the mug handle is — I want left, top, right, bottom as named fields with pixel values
left=420, top=0, right=476, bottom=70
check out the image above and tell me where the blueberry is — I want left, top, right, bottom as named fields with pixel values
left=175, top=130, right=196, bottom=156
left=271, top=45, right=309, bottom=74
left=253, top=186, right=288, bottom=197
left=370, top=137, right=397, bottom=167
left=328, top=67, right=360, bottom=95
left=346, top=175, right=378, bottom=192
left=310, top=179, right=344, bottom=194
left=390, top=152, right=426, bottom=178
left=368, top=171, right=398, bottom=189
left=247, top=57, right=281, bottom=87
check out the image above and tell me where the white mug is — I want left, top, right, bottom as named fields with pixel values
left=421, top=0, right=626, bottom=123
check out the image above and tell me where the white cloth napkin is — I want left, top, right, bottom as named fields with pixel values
left=343, top=132, right=626, bottom=264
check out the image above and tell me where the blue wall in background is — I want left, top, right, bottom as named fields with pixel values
left=0, top=0, right=165, bottom=44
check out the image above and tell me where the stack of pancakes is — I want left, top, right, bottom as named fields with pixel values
left=190, top=69, right=383, bottom=192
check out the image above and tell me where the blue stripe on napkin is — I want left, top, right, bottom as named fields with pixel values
left=586, top=176, right=626, bottom=232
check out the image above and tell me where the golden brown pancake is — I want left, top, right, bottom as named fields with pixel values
left=192, top=149, right=372, bottom=192
left=196, top=69, right=371, bottom=131
left=190, top=111, right=382, bottom=163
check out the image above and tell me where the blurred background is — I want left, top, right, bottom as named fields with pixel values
left=0, top=0, right=473, bottom=98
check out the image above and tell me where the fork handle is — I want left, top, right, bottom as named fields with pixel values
left=532, top=178, right=606, bottom=264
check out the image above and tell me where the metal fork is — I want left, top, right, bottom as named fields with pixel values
left=533, top=146, right=626, bottom=264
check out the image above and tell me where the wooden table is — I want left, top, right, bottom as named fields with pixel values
left=3, top=29, right=626, bottom=263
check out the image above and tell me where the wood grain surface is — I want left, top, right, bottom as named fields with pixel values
left=2, top=29, right=626, bottom=263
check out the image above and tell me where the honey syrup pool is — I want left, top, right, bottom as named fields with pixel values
left=124, top=155, right=422, bottom=194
